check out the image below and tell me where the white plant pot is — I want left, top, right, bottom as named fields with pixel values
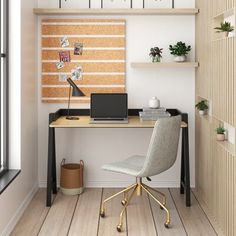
left=199, top=110, right=205, bottom=116
left=216, top=134, right=225, bottom=141
left=174, top=55, right=186, bottom=62
left=149, top=97, right=160, bottom=109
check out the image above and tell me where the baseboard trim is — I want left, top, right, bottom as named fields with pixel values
left=39, top=180, right=195, bottom=188
left=1, top=182, right=39, bottom=236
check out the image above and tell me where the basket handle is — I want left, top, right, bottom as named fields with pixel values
left=80, top=160, right=84, bottom=169
left=61, top=158, right=66, bottom=166
left=80, top=160, right=84, bottom=187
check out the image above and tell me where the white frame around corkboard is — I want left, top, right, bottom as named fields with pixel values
left=41, top=19, right=126, bottom=103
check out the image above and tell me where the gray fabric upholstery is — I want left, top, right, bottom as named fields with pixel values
left=102, top=115, right=181, bottom=178
left=102, top=155, right=145, bottom=176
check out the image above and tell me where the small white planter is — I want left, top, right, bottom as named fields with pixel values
left=225, top=32, right=230, bottom=37
left=174, top=55, right=186, bottom=62
left=216, top=134, right=225, bottom=141
left=199, top=110, right=206, bottom=116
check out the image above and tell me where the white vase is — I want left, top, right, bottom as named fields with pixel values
left=149, top=97, right=160, bottom=109
left=174, top=55, right=186, bottom=62
left=199, top=110, right=205, bottom=116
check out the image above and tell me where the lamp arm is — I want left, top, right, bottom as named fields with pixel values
left=67, top=86, right=71, bottom=118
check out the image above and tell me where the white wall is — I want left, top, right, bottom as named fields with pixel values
left=37, top=13, right=196, bottom=187
left=0, top=0, right=38, bottom=234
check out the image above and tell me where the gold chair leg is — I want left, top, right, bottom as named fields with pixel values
left=122, top=190, right=128, bottom=206
left=136, top=177, right=143, bottom=196
left=117, top=185, right=138, bottom=232
left=141, top=184, right=170, bottom=228
left=100, top=183, right=137, bottom=217
left=142, top=183, right=166, bottom=206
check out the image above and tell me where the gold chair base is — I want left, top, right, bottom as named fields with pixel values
left=100, top=179, right=170, bottom=232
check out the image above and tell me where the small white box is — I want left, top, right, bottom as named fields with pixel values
left=132, top=0, right=144, bottom=8
left=144, top=0, right=173, bottom=9
left=38, top=0, right=59, bottom=8
left=103, top=0, right=131, bottom=9
left=174, top=0, right=195, bottom=8
left=90, top=0, right=102, bottom=8
left=61, top=0, right=90, bottom=8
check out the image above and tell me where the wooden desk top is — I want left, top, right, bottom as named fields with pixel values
left=50, top=116, right=187, bottom=128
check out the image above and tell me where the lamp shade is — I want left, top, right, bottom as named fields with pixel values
left=67, top=78, right=85, bottom=97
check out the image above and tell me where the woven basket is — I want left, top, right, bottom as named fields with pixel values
left=60, top=159, right=84, bottom=195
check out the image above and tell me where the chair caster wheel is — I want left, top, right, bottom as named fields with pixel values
left=164, top=222, right=170, bottom=228
left=160, top=203, right=166, bottom=210
left=100, top=210, right=105, bottom=218
left=121, top=199, right=127, bottom=206
left=117, top=224, right=122, bottom=232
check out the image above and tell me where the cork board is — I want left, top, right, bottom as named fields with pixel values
left=41, top=19, right=126, bottom=103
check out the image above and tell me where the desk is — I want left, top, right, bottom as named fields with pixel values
left=47, top=109, right=191, bottom=207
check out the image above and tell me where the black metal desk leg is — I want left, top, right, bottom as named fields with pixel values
left=52, top=128, right=57, bottom=194
left=184, top=127, right=191, bottom=207
left=180, top=128, right=185, bottom=194
left=47, top=127, right=54, bottom=207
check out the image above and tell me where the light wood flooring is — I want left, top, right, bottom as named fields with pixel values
left=11, top=188, right=217, bottom=236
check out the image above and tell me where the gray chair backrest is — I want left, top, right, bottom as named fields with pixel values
left=138, top=115, right=181, bottom=177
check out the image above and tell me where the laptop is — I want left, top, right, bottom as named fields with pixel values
left=90, top=93, right=128, bottom=124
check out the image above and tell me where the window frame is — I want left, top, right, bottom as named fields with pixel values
left=0, top=0, right=9, bottom=178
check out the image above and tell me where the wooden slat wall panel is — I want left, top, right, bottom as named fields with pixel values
left=196, top=0, right=236, bottom=236
left=41, top=19, right=126, bottom=103
left=195, top=115, right=212, bottom=205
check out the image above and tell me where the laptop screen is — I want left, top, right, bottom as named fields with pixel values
left=90, top=93, right=128, bottom=119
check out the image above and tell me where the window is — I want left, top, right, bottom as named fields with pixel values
left=0, top=0, right=8, bottom=177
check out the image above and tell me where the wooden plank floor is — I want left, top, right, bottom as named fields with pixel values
left=11, top=188, right=217, bottom=236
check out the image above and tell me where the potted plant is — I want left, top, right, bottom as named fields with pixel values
left=169, top=41, right=191, bottom=62
left=215, top=126, right=226, bottom=141
left=214, top=21, right=234, bottom=37
left=149, top=47, right=163, bottom=63
left=195, top=100, right=208, bottom=115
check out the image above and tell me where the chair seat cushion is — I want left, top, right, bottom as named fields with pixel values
left=102, top=155, right=145, bottom=177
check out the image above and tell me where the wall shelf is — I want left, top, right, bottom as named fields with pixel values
left=216, top=140, right=235, bottom=156
left=130, top=62, right=199, bottom=68
left=33, top=8, right=199, bottom=15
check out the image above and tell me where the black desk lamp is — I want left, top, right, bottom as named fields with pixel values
left=66, top=78, right=85, bottom=120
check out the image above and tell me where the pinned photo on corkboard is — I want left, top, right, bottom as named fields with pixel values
left=59, top=51, right=71, bottom=62
left=71, top=66, right=83, bottom=81
left=74, top=43, right=83, bottom=55
left=59, top=74, right=68, bottom=82
left=60, top=36, right=70, bottom=47
left=56, top=61, right=65, bottom=70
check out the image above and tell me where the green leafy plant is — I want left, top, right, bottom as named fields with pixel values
left=149, top=47, right=163, bottom=62
left=195, top=100, right=208, bottom=111
left=169, top=41, right=191, bottom=56
left=215, top=126, right=226, bottom=134
left=214, top=21, right=234, bottom=33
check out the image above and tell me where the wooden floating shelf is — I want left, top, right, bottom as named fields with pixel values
left=33, top=8, right=199, bottom=15
left=213, top=8, right=234, bottom=19
left=216, top=140, right=235, bottom=156
left=130, top=62, right=199, bottom=68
